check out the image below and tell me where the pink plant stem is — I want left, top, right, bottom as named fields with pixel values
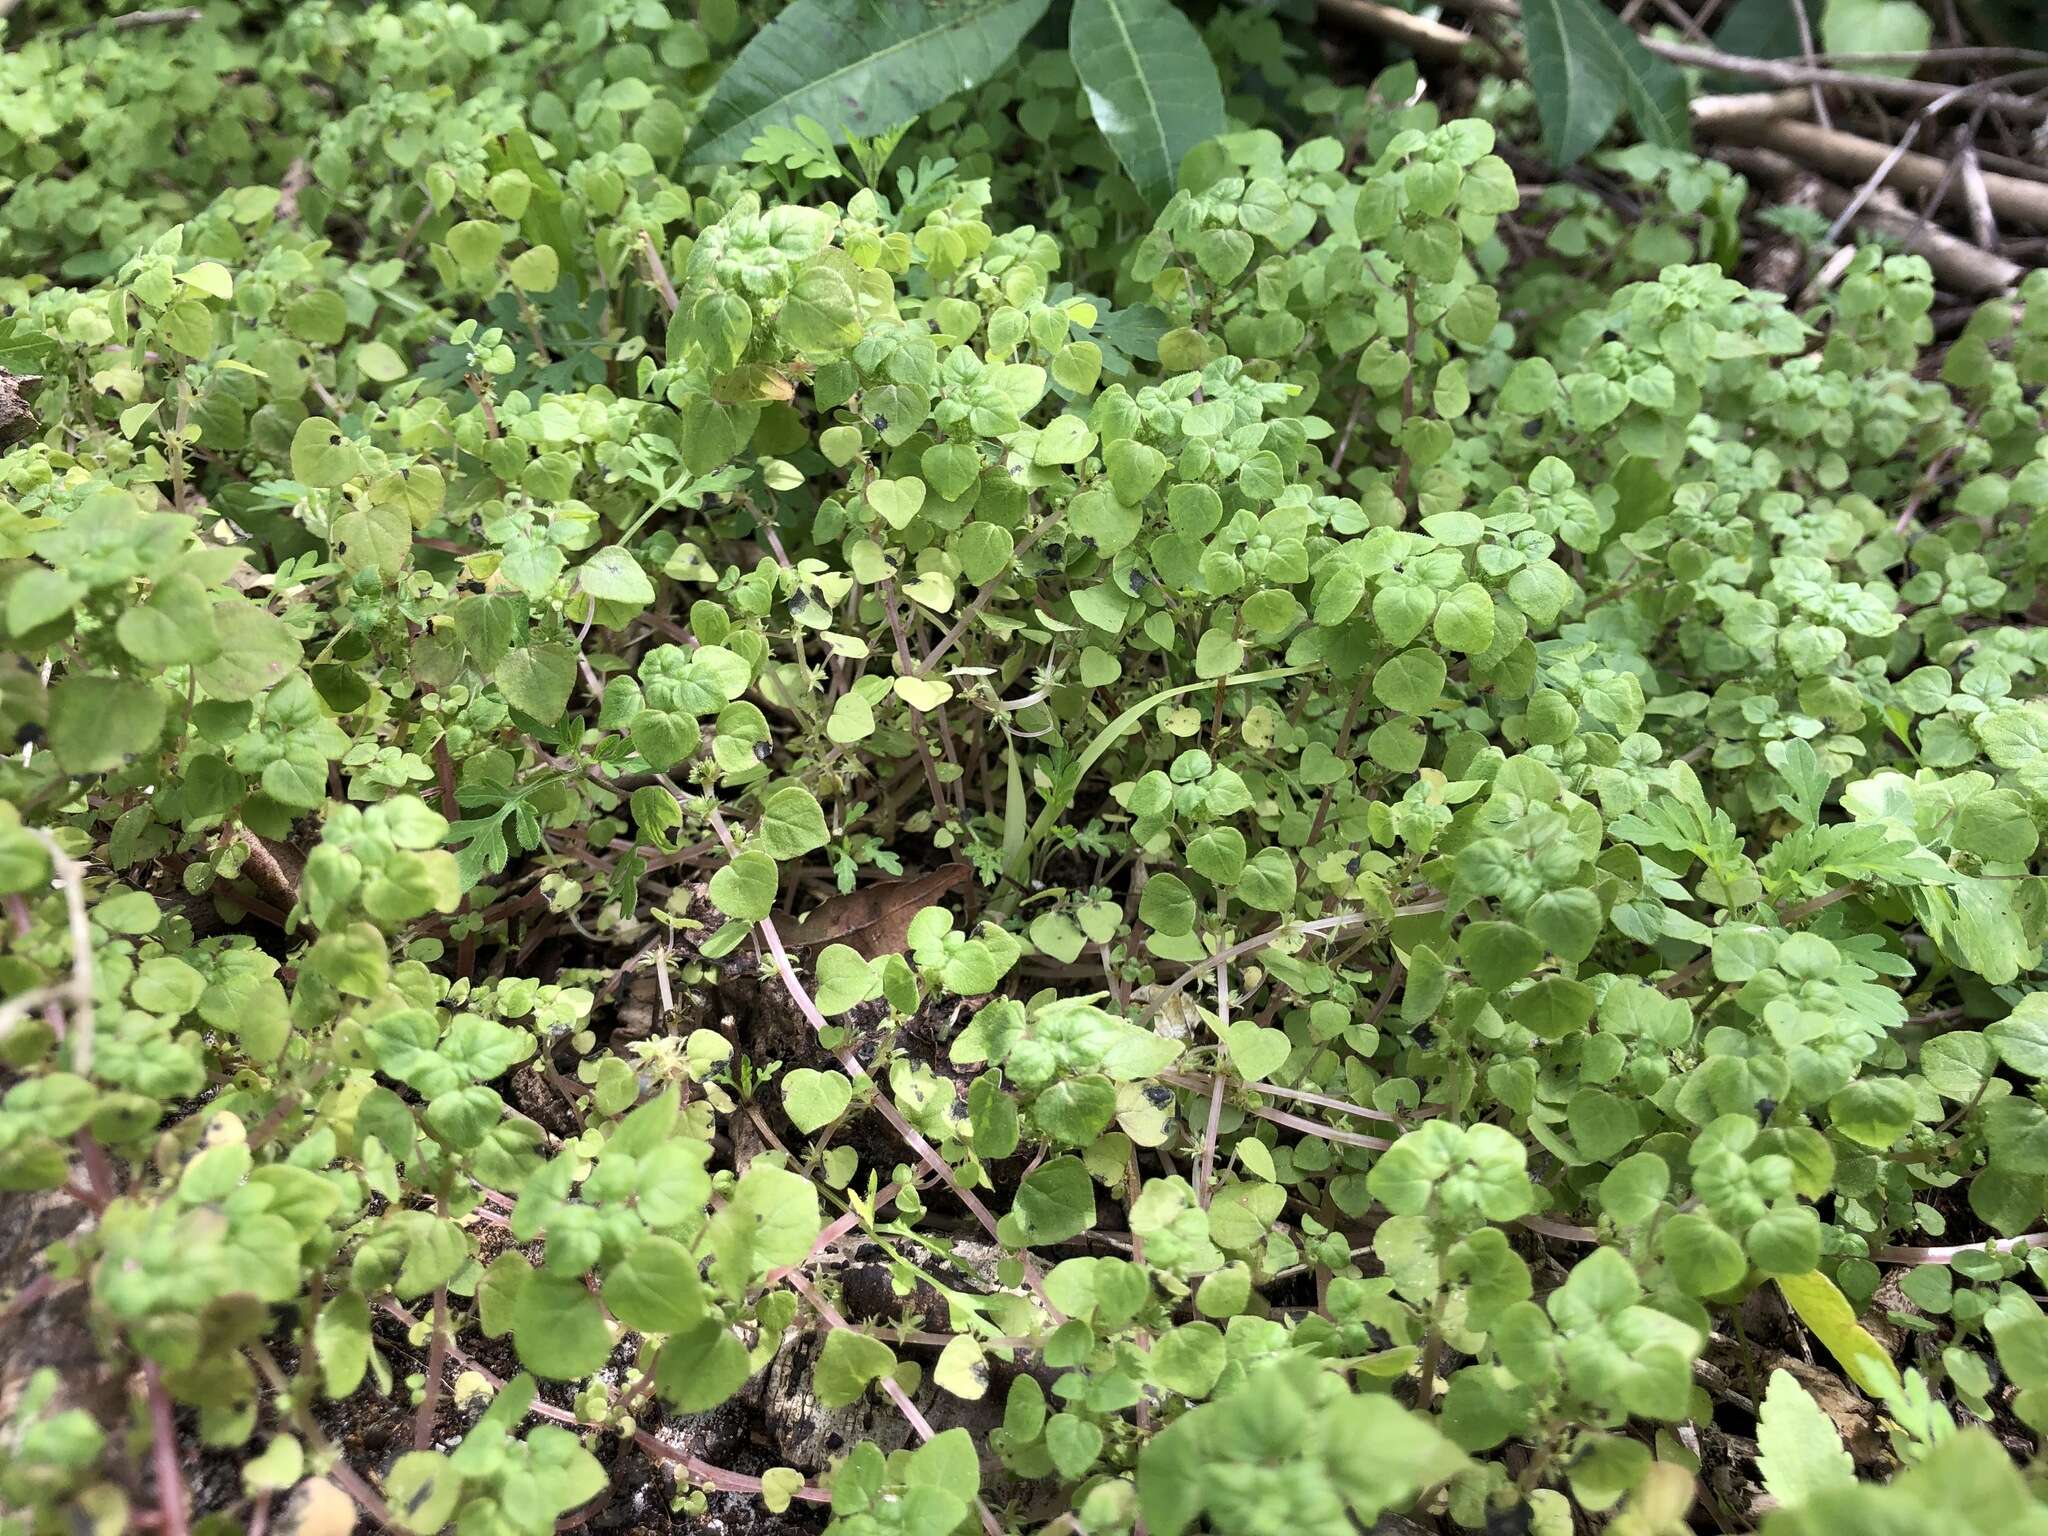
left=777, top=1268, right=1004, bottom=1536
left=0, top=1271, right=59, bottom=1326
left=378, top=1299, right=831, bottom=1505
left=1873, top=1231, right=2048, bottom=1265
left=764, top=1179, right=904, bottom=1288
left=143, top=1360, right=190, bottom=1536
left=412, top=1284, right=451, bottom=1450
left=699, top=802, right=1062, bottom=1316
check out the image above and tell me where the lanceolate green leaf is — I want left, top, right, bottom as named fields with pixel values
left=1522, top=0, right=1691, bottom=165
left=686, top=0, right=1052, bottom=165
left=1069, top=0, right=1226, bottom=207
left=1000, top=664, right=1320, bottom=886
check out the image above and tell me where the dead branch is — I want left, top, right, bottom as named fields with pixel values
left=1725, top=146, right=2024, bottom=295
left=1711, top=116, right=2048, bottom=228
left=1310, top=0, right=2048, bottom=123
left=56, top=7, right=201, bottom=39
left=1318, top=0, right=1810, bottom=130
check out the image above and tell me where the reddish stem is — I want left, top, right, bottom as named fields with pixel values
left=143, top=1360, right=190, bottom=1536
left=412, top=1285, right=451, bottom=1450
left=1873, top=1231, right=2048, bottom=1266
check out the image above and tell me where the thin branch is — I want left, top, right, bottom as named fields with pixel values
left=1959, top=140, right=1998, bottom=249
left=1786, top=0, right=1833, bottom=130
left=697, top=800, right=1060, bottom=1314
left=111, top=6, right=201, bottom=26
left=144, top=1360, right=190, bottom=1536
left=1719, top=108, right=2048, bottom=231
left=1518, top=1214, right=1598, bottom=1244
left=1132, top=901, right=1446, bottom=1033
left=56, top=7, right=201, bottom=37
left=1246, top=1101, right=1393, bottom=1152
left=1160, top=1069, right=1413, bottom=1126
left=1725, top=146, right=2024, bottom=294
left=916, top=512, right=1060, bottom=676
left=411, top=1284, right=451, bottom=1450
left=763, top=1179, right=905, bottom=1288
left=249, top=1346, right=395, bottom=1528
left=639, top=232, right=679, bottom=316
left=1318, top=0, right=2048, bottom=120
left=1872, top=1232, right=2048, bottom=1266
left=16, top=830, right=96, bottom=1075
left=1196, top=1073, right=1226, bottom=1208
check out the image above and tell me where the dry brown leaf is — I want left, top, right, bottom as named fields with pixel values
left=233, top=825, right=305, bottom=916
left=782, top=864, right=972, bottom=959
left=1768, top=1354, right=1886, bottom=1466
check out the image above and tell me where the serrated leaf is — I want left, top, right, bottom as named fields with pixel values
left=511, top=1274, right=613, bottom=1380
left=1757, top=1368, right=1855, bottom=1509
left=756, top=784, right=830, bottom=860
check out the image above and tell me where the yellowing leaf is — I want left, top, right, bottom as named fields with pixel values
left=1776, top=1271, right=1904, bottom=1403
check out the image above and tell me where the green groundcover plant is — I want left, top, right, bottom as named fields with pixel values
left=1, top=2, right=2046, bottom=1534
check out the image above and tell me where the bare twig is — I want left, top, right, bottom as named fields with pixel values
left=1725, top=147, right=2024, bottom=295
left=696, top=799, right=1060, bottom=1314
left=1321, top=0, right=2048, bottom=119
left=1160, top=1069, right=1413, bottom=1125
left=53, top=6, right=201, bottom=37
left=1786, top=0, right=1832, bottom=130
left=1688, top=88, right=1811, bottom=129
left=1797, top=243, right=1857, bottom=306
left=1313, top=0, right=1480, bottom=61
left=1196, top=1073, right=1225, bottom=1208
left=1872, top=1232, right=2048, bottom=1266
left=276, top=158, right=310, bottom=224
left=1518, top=1214, right=1598, bottom=1243
left=639, top=231, right=679, bottom=316
left=1959, top=141, right=1998, bottom=249
left=1716, top=114, right=2048, bottom=230
left=112, top=6, right=201, bottom=26
left=1246, top=1101, right=1393, bottom=1152
left=1313, top=0, right=1807, bottom=145
left=11, top=831, right=97, bottom=1076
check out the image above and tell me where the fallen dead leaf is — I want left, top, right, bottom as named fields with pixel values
left=782, top=864, right=972, bottom=959
left=1767, top=1354, right=1886, bottom=1466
